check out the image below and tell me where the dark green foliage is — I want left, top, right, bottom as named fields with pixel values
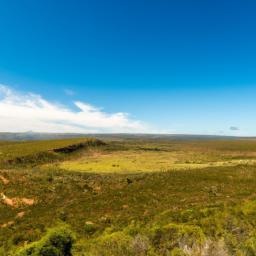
left=53, top=140, right=105, bottom=154
left=16, top=225, right=75, bottom=256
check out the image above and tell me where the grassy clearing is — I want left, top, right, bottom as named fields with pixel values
left=59, top=149, right=256, bottom=173
left=58, top=140, right=256, bottom=173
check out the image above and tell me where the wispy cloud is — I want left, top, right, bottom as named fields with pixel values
left=230, top=126, right=239, bottom=131
left=0, top=84, right=149, bottom=133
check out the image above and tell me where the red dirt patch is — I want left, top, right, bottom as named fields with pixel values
left=1, top=193, right=16, bottom=207
left=1, top=193, right=36, bottom=208
left=16, top=211, right=25, bottom=218
left=1, top=221, right=15, bottom=228
left=0, top=175, right=9, bottom=185
left=21, top=198, right=35, bottom=206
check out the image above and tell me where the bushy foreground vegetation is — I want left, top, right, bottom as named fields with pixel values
left=6, top=197, right=256, bottom=255
left=73, top=200, right=256, bottom=256
left=15, top=225, right=75, bottom=256
left=1, top=138, right=256, bottom=255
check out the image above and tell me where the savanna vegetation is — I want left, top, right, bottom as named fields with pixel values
left=1, top=137, right=256, bottom=255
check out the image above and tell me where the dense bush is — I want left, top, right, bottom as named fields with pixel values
left=16, top=225, right=75, bottom=256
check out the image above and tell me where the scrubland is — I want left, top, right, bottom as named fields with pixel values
left=1, top=138, right=256, bottom=255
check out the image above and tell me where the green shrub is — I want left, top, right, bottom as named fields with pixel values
left=16, top=225, right=75, bottom=256
left=149, top=223, right=205, bottom=255
left=239, top=235, right=256, bottom=256
left=169, top=248, right=188, bottom=256
left=84, top=222, right=98, bottom=235
left=94, top=231, right=133, bottom=256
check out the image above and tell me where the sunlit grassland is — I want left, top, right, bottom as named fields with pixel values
left=59, top=150, right=256, bottom=173
left=58, top=140, right=256, bottom=173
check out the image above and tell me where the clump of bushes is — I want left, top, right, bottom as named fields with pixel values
left=74, top=226, right=152, bottom=256
left=16, top=225, right=75, bottom=256
left=239, top=235, right=256, bottom=256
left=53, top=139, right=106, bottom=153
left=84, top=221, right=98, bottom=235
left=149, top=223, right=205, bottom=255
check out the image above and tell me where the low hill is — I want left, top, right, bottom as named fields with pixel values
left=0, top=132, right=251, bottom=141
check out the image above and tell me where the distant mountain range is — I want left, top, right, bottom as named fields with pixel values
left=0, top=132, right=253, bottom=141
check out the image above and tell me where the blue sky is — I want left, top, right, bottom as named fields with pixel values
left=0, top=0, right=256, bottom=135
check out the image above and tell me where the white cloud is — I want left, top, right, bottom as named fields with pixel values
left=0, top=84, right=149, bottom=133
